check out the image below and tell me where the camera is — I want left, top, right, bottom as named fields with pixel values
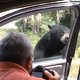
left=31, top=65, right=54, bottom=79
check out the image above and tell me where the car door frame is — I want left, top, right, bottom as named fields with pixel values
left=64, top=5, right=80, bottom=80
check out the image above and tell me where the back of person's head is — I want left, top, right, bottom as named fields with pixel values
left=0, top=32, right=33, bottom=66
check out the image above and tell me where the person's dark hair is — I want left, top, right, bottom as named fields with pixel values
left=0, top=32, right=33, bottom=66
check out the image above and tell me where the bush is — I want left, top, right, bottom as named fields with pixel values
left=76, top=47, right=80, bottom=58
left=69, top=58, right=80, bottom=78
left=60, top=11, right=71, bottom=27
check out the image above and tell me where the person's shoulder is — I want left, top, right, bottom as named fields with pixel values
left=3, top=70, right=45, bottom=80
left=3, top=70, right=29, bottom=80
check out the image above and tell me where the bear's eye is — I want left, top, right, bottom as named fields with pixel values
left=57, top=30, right=64, bottom=36
left=60, top=31, right=64, bottom=36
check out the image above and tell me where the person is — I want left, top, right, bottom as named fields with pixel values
left=0, top=32, right=60, bottom=80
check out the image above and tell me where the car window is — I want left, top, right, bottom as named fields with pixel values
left=0, top=8, right=76, bottom=60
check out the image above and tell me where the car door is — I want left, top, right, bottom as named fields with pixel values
left=0, top=1, right=80, bottom=80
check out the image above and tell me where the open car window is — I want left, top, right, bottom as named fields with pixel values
left=0, top=8, right=76, bottom=60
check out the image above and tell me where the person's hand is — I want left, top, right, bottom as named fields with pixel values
left=44, top=70, right=60, bottom=80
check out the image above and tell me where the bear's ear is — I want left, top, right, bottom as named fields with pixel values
left=48, top=25, right=52, bottom=30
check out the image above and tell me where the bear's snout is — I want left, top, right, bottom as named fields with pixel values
left=60, top=33, right=69, bottom=44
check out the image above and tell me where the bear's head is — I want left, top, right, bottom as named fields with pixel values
left=43, top=25, right=70, bottom=57
left=34, top=25, right=70, bottom=59
left=48, top=25, right=70, bottom=45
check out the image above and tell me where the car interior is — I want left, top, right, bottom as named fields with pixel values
left=0, top=0, right=80, bottom=80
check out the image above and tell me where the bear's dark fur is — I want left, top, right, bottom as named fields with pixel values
left=34, top=25, right=70, bottom=59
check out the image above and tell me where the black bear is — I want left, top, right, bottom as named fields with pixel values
left=34, top=25, right=70, bottom=59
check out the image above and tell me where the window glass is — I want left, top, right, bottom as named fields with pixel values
left=0, top=9, right=75, bottom=60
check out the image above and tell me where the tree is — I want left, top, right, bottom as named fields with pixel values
left=60, top=10, right=71, bottom=28
left=15, top=19, right=26, bottom=32
left=15, top=14, right=42, bottom=35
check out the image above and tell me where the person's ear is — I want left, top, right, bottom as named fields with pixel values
left=24, top=56, right=32, bottom=73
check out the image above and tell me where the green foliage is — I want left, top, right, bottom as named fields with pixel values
left=75, top=33, right=80, bottom=58
left=41, top=12, right=55, bottom=28
left=69, top=58, right=80, bottom=78
left=60, top=11, right=71, bottom=27
left=15, top=19, right=23, bottom=28
left=15, top=19, right=27, bottom=32
left=77, top=48, right=80, bottom=57
left=38, top=27, right=48, bottom=37
left=75, top=47, right=80, bottom=58
left=0, top=28, right=17, bottom=38
left=15, top=14, right=50, bottom=37
left=26, top=30, right=40, bottom=48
